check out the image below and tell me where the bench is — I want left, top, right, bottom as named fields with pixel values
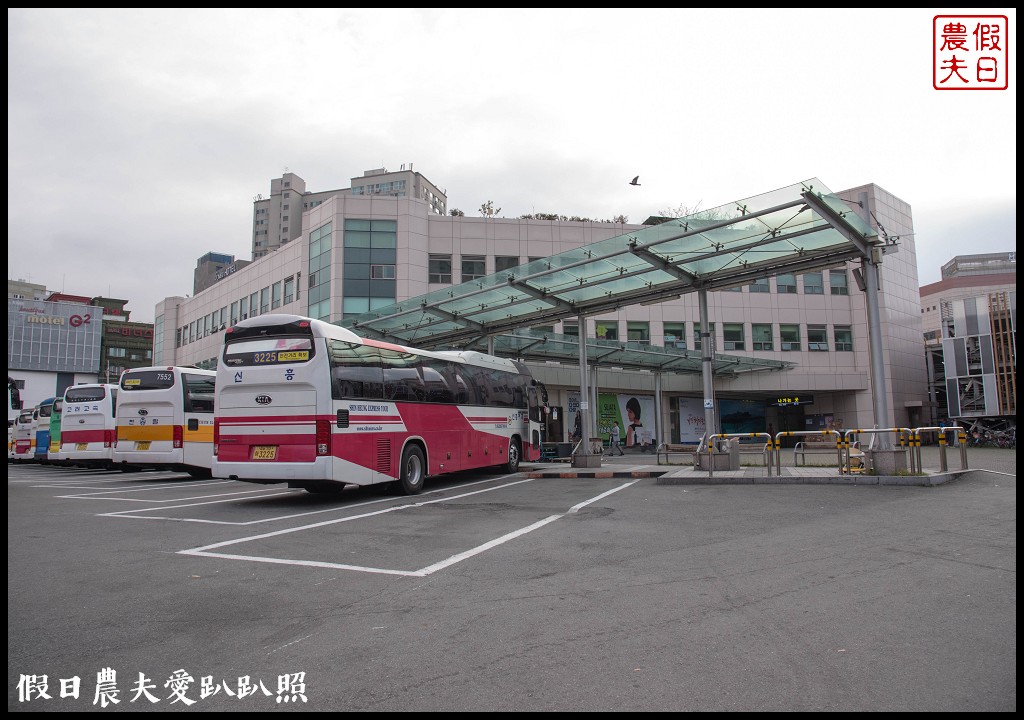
left=794, top=435, right=841, bottom=466
left=657, top=443, right=698, bottom=465
left=794, top=436, right=862, bottom=467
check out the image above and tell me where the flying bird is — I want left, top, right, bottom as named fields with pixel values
left=629, top=176, right=641, bottom=186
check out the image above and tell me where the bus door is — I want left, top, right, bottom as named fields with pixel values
left=48, top=397, right=63, bottom=457
left=181, top=372, right=215, bottom=472
left=527, top=385, right=544, bottom=461
left=34, top=399, right=55, bottom=461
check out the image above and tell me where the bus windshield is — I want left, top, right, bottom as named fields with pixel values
left=122, top=370, right=176, bottom=390
left=65, top=387, right=107, bottom=402
left=223, top=337, right=314, bottom=366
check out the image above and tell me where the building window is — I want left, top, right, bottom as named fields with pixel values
left=108, top=347, right=126, bottom=357
left=308, top=221, right=333, bottom=321
left=627, top=322, right=650, bottom=345
left=429, top=254, right=452, bottom=284
left=776, top=274, right=797, bottom=294
left=283, top=276, right=294, bottom=305
left=803, top=271, right=824, bottom=294
left=562, top=321, right=578, bottom=337
left=594, top=321, right=618, bottom=341
left=780, top=324, right=800, bottom=351
left=272, top=281, right=282, bottom=309
left=495, top=256, right=520, bottom=274
left=461, top=255, right=486, bottom=282
left=752, top=323, right=773, bottom=351
left=693, top=323, right=715, bottom=350
left=250, top=292, right=259, bottom=318
left=834, top=325, right=853, bottom=351
left=723, top=323, right=744, bottom=351
left=342, top=219, right=396, bottom=318
left=663, top=322, right=686, bottom=349
left=807, top=325, right=828, bottom=351
left=830, top=269, right=849, bottom=295
left=748, top=277, right=770, bottom=293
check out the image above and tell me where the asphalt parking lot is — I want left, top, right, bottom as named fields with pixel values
left=7, top=450, right=1016, bottom=711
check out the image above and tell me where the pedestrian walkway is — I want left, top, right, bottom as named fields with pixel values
left=523, top=446, right=979, bottom=486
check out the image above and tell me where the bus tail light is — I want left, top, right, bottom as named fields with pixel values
left=103, top=430, right=114, bottom=448
left=213, top=419, right=220, bottom=457
left=316, top=419, right=331, bottom=456
left=173, top=425, right=183, bottom=449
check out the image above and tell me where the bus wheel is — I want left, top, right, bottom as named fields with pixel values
left=503, top=438, right=520, bottom=474
left=398, top=445, right=425, bottom=495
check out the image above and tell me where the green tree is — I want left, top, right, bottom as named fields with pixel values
left=449, top=208, right=465, bottom=217
left=479, top=200, right=501, bottom=218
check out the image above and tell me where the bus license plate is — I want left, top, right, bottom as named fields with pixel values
left=253, top=446, right=277, bottom=460
left=76, top=443, right=89, bottom=451
left=135, top=441, right=151, bottom=451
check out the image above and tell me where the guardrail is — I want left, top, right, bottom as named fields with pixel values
left=909, top=426, right=969, bottom=473
left=839, top=428, right=912, bottom=475
left=773, top=430, right=842, bottom=475
left=706, top=433, right=774, bottom=478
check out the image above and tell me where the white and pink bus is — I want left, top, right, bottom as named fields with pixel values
left=213, top=314, right=547, bottom=495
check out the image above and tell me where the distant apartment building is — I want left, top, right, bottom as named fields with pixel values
left=194, top=252, right=252, bottom=295
left=251, top=167, right=447, bottom=260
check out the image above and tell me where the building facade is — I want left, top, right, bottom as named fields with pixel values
left=6, top=286, right=154, bottom=421
left=7, top=297, right=101, bottom=422
left=156, top=170, right=928, bottom=444
left=920, top=253, right=1017, bottom=425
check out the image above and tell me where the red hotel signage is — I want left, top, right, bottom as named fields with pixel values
left=106, top=325, right=154, bottom=339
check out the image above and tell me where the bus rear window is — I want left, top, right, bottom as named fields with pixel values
left=65, top=387, right=107, bottom=403
left=122, top=370, right=176, bottom=390
left=223, top=337, right=314, bottom=366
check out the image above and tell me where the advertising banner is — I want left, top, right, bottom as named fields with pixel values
left=597, top=393, right=656, bottom=448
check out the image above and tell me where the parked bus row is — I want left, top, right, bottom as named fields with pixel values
left=9, top=369, right=216, bottom=478
left=9, top=314, right=548, bottom=495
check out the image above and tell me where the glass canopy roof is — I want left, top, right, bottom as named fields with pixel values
left=468, top=329, right=796, bottom=376
left=339, top=178, right=877, bottom=374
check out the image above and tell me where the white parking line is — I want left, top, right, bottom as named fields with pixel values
left=178, top=479, right=638, bottom=576
left=101, top=474, right=526, bottom=525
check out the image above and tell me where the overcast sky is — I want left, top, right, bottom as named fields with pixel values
left=8, top=8, right=1016, bottom=323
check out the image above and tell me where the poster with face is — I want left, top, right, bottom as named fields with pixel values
left=597, top=393, right=656, bottom=447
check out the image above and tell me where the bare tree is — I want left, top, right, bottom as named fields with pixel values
left=479, top=200, right=501, bottom=218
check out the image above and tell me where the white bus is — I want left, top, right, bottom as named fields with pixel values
left=112, top=366, right=217, bottom=477
left=213, top=314, right=546, bottom=495
left=58, top=384, right=119, bottom=468
left=12, top=408, right=36, bottom=461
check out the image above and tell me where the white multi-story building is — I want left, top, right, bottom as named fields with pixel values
left=155, top=170, right=927, bottom=445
